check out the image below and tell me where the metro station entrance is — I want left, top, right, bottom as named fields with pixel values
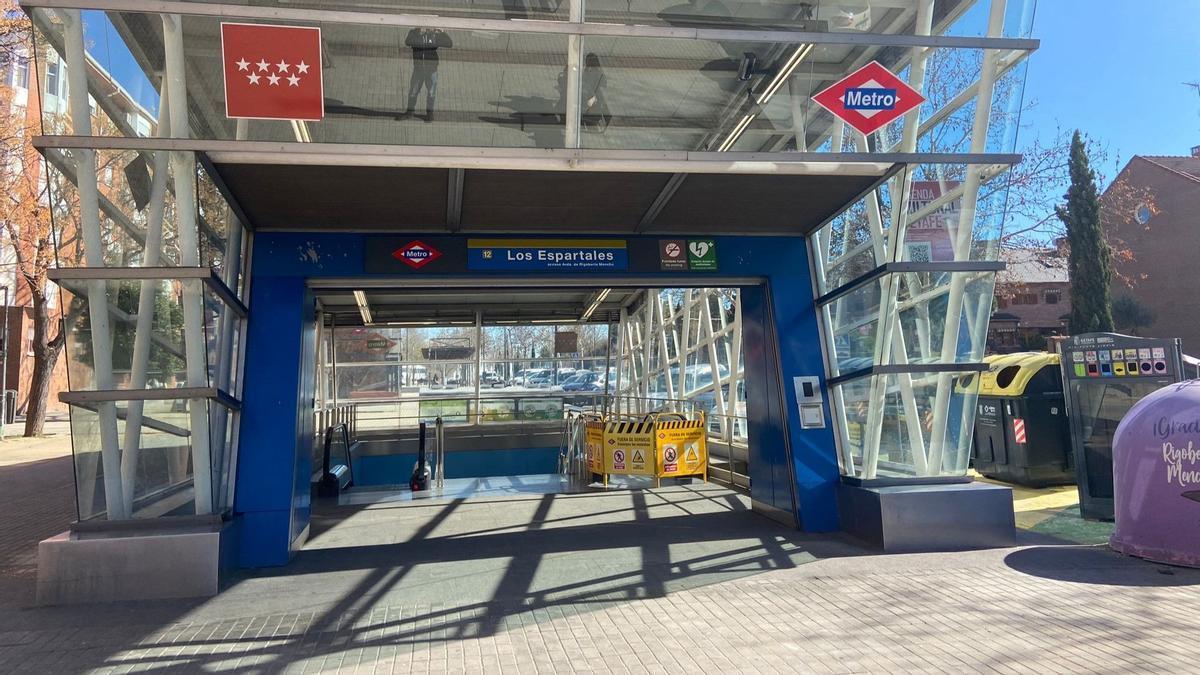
left=234, top=233, right=840, bottom=568
left=310, top=284, right=750, bottom=501
left=284, top=277, right=840, bottom=595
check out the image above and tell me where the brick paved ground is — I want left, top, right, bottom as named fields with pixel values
left=0, top=417, right=75, bottom=607
left=0, top=434, right=1198, bottom=673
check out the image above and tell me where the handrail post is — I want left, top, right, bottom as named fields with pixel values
left=435, top=416, right=445, bottom=490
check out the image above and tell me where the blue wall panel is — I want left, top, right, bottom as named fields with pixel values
left=234, top=233, right=841, bottom=567
left=234, top=275, right=314, bottom=566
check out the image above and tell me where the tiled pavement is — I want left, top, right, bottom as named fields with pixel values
left=1, top=436, right=1198, bottom=673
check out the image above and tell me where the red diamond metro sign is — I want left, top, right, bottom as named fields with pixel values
left=392, top=240, right=442, bottom=269
left=812, top=61, right=925, bottom=136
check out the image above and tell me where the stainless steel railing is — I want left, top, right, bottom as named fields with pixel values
left=314, top=392, right=751, bottom=488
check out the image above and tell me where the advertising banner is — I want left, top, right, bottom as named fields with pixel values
left=467, top=239, right=628, bottom=271
left=905, top=181, right=960, bottom=262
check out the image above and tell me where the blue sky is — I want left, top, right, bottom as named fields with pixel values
left=1020, top=0, right=1200, bottom=178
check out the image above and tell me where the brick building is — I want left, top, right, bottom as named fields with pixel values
left=1104, top=151, right=1200, bottom=354
left=988, top=246, right=1070, bottom=352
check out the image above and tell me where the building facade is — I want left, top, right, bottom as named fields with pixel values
left=21, top=0, right=1037, bottom=590
left=1105, top=152, right=1200, bottom=354
left=988, top=245, right=1069, bottom=352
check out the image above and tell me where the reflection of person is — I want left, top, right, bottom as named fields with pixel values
left=580, top=53, right=610, bottom=132
left=403, top=28, right=453, bottom=121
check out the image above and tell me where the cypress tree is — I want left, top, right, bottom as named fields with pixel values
left=1056, top=131, right=1114, bottom=335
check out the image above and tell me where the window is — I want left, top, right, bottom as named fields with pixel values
left=1011, top=293, right=1038, bottom=305
left=13, top=58, right=29, bottom=89
left=1044, top=290, right=1061, bottom=305
left=45, top=59, right=59, bottom=97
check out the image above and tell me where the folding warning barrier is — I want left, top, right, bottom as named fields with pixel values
left=585, top=420, right=606, bottom=475
left=592, top=413, right=707, bottom=484
left=603, top=420, right=657, bottom=477
left=655, top=419, right=708, bottom=480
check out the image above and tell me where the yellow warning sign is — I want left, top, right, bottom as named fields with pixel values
left=604, top=421, right=656, bottom=476
left=585, top=422, right=605, bottom=474
left=629, top=447, right=650, bottom=474
left=656, top=421, right=707, bottom=478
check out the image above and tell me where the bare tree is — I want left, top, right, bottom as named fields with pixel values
left=0, top=3, right=71, bottom=436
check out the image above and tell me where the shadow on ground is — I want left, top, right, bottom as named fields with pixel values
left=1005, top=545, right=1200, bottom=586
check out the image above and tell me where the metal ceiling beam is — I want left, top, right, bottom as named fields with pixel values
left=446, top=168, right=464, bottom=232
left=34, top=136, right=1020, bottom=174
left=636, top=173, right=687, bottom=233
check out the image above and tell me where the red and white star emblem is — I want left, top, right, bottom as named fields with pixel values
left=221, top=23, right=324, bottom=121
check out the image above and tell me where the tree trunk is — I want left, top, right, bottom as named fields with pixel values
left=23, top=290, right=63, bottom=438
left=24, top=347, right=53, bottom=437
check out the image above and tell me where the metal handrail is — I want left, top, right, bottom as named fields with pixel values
left=434, top=416, right=446, bottom=490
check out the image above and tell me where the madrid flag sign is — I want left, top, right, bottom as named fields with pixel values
left=221, top=23, right=324, bottom=121
left=812, top=61, right=924, bottom=136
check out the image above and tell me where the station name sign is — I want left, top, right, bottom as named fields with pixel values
left=466, top=239, right=628, bottom=271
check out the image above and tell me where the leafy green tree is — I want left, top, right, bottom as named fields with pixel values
left=1056, top=131, right=1113, bottom=335
left=1112, top=295, right=1156, bottom=336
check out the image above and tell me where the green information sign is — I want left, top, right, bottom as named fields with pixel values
left=687, top=240, right=718, bottom=271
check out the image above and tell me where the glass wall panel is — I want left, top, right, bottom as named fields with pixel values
left=833, top=370, right=980, bottom=478
left=892, top=269, right=995, bottom=364
left=30, top=10, right=160, bottom=138
left=183, top=0, right=568, bottom=22
left=588, top=0, right=1037, bottom=38
left=58, top=278, right=241, bottom=391
left=824, top=281, right=882, bottom=375
left=813, top=176, right=900, bottom=294
left=33, top=9, right=1032, bottom=152
left=43, top=147, right=182, bottom=268
left=898, top=164, right=1013, bottom=262
left=70, top=397, right=224, bottom=520
left=197, top=162, right=245, bottom=294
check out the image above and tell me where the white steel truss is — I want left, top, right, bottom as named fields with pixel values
left=616, top=288, right=746, bottom=485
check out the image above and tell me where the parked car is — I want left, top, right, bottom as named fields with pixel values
left=527, top=372, right=554, bottom=388
left=481, top=372, right=506, bottom=388
left=561, top=371, right=598, bottom=392
left=519, top=368, right=551, bottom=387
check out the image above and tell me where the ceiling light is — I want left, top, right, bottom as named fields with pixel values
left=580, top=288, right=612, bottom=323
left=352, top=290, right=372, bottom=325
left=717, top=113, right=756, bottom=152
left=756, top=43, right=814, bottom=105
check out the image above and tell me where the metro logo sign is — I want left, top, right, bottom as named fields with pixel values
left=392, top=241, right=442, bottom=269
left=812, top=61, right=925, bottom=136
left=221, top=23, right=324, bottom=121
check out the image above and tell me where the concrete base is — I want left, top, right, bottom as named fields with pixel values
left=837, top=481, right=1015, bottom=553
left=37, top=519, right=228, bottom=605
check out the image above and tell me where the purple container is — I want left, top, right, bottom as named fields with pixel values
left=1110, top=380, right=1200, bottom=567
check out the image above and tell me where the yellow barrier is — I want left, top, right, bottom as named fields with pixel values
left=603, top=420, right=656, bottom=476
left=655, top=419, right=707, bottom=480
left=585, top=420, right=605, bottom=474
left=590, top=413, right=708, bottom=484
